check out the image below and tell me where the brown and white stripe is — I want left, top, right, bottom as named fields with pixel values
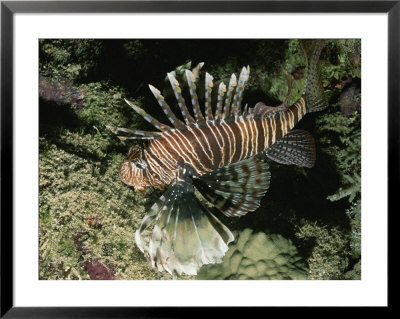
left=159, top=98, right=304, bottom=174
left=120, top=65, right=310, bottom=190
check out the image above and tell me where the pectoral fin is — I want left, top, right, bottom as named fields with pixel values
left=135, top=167, right=234, bottom=277
left=193, top=156, right=271, bottom=217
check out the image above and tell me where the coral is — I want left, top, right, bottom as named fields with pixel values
left=38, top=74, right=172, bottom=280
left=320, top=39, right=361, bottom=87
left=39, top=139, right=169, bottom=280
left=39, top=39, right=103, bottom=80
left=38, top=39, right=361, bottom=280
left=295, top=221, right=352, bottom=280
left=346, top=199, right=361, bottom=260
left=317, top=110, right=361, bottom=203
left=338, top=83, right=361, bottom=117
left=291, top=51, right=361, bottom=279
left=196, top=229, right=308, bottom=280
left=344, top=260, right=361, bottom=280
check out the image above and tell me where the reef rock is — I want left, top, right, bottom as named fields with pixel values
left=196, top=228, right=308, bottom=280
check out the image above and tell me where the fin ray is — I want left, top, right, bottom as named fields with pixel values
left=185, top=69, right=205, bottom=123
left=300, top=39, right=328, bottom=112
left=135, top=167, right=234, bottom=276
left=193, top=156, right=271, bottom=217
left=124, top=99, right=171, bottom=132
left=148, top=85, right=186, bottom=129
left=204, top=72, right=214, bottom=121
left=222, top=73, right=237, bottom=119
left=266, top=129, right=316, bottom=168
left=112, top=127, right=162, bottom=137
left=214, top=82, right=226, bottom=120
left=231, top=66, right=250, bottom=117
left=167, top=72, right=196, bottom=125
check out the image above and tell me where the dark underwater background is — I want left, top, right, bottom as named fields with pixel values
left=39, top=39, right=361, bottom=280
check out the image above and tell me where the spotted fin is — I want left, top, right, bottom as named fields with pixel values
left=135, top=167, right=234, bottom=277
left=193, top=156, right=271, bottom=217
left=301, top=39, right=328, bottom=113
left=266, top=129, right=316, bottom=168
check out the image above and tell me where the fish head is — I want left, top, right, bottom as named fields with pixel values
left=119, top=145, right=162, bottom=194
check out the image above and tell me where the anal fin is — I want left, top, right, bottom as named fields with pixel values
left=266, top=129, right=316, bottom=168
left=193, top=156, right=271, bottom=217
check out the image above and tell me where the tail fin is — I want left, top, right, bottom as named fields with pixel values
left=301, top=39, right=328, bottom=113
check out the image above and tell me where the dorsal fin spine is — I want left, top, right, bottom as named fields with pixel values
left=124, top=99, right=171, bottom=131
left=215, top=82, right=226, bottom=120
left=204, top=72, right=214, bottom=121
left=115, top=127, right=161, bottom=137
left=242, top=104, right=249, bottom=117
left=231, top=66, right=250, bottom=117
left=223, top=73, right=237, bottom=119
left=117, top=135, right=155, bottom=141
left=148, top=84, right=185, bottom=129
left=167, top=72, right=195, bottom=125
left=185, top=69, right=205, bottom=123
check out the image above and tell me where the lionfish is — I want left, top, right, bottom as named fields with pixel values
left=114, top=40, right=328, bottom=277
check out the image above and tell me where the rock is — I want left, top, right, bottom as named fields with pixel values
left=196, top=228, right=308, bottom=280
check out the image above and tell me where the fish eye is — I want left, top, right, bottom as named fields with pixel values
left=136, top=163, right=143, bottom=169
left=133, top=160, right=147, bottom=170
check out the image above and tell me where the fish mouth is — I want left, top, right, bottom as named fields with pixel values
left=134, top=185, right=147, bottom=194
left=121, top=175, right=151, bottom=193
left=120, top=176, right=150, bottom=193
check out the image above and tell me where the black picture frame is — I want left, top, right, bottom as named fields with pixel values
left=1, top=0, right=394, bottom=317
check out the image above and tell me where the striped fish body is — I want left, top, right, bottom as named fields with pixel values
left=143, top=97, right=307, bottom=180
left=115, top=39, right=327, bottom=277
